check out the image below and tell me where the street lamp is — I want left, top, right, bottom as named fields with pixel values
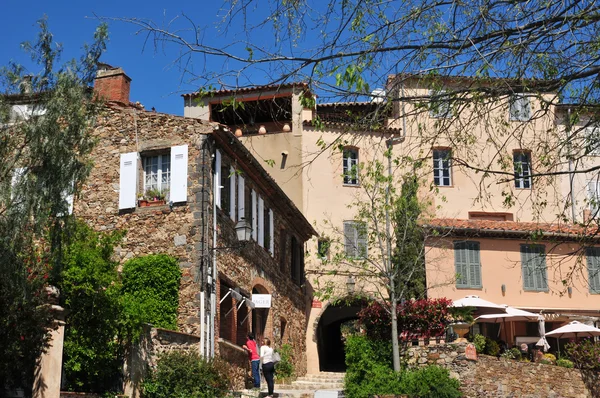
left=346, top=276, right=356, bottom=294
left=213, top=218, right=253, bottom=251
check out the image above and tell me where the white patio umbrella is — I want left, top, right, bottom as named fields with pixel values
left=476, top=305, right=540, bottom=344
left=451, top=295, right=507, bottom=316
left=545, top=321, right=600, bottom=340
left=536, top=317, right=551, bottom=352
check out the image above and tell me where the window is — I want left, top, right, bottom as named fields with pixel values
left=429, top=89, right=449, bottom=118
left=509, top=94, right=531, bottom=121
left=264, top=207, right=273, bottom=255
left=279, top=229, right=287, bottom=272
left=291, top=236, right=304, bottom=285
left=119, top=145, right=188, bottom=210
left=343, top=148, right=359, bottom=185
left=584, top=126, right=600, bottom=156
left=343, top=221, right=367, bottom=259
left=221, top=163, right=231, bottom=215
left=433, top=149, right=452, bottom=186
left=143, top=154, right=170, bottom=195
left=219, top=280, right=234, bottom=342
left=586, top=247, right=600, bottom=294
left=454, top=241, right=482, bottom=288
left=513, top=151, right=532, bottom=189
left=587, top=179, right=600, bottom=216
left=317, top=238, right=330, bottom=261
left=521, top=244, right=548, bottom=291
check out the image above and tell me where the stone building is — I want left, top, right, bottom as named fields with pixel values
left=75, top=65, right=316, bottom=387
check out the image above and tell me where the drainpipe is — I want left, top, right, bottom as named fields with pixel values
left=210, top=155, right=218, bottom=358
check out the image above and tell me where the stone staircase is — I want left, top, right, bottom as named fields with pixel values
left=237, top=372, right=345, bottom=398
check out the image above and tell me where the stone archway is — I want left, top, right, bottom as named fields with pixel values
left=314, top=299, right=366, bottom=372
left=251, top=284, right=270, bottom=344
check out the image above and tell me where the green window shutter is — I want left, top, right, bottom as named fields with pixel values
left=468, top=242, right=482, bottom=287
left=587, top=248, right=600, bottom=294
left=344, top=221, right=356, bottom=257
left=356, top=222, right=368, bottom=259
left=535, top=247, right=548, bottom=291
left=454, top=242, right=468, bottom=287
left=521, top=246, right=535, bottom=290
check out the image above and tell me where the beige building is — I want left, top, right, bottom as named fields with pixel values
left=183, top=75, right=600, bottom=372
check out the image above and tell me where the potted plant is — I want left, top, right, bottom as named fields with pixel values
left=138, top=188, right=167, bottom=207
left=448, top=306, right=475, bottom=343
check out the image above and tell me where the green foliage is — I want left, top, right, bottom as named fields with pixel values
left=0, top=18, right=107, bottom=391
left=59, top=222, right=125, bottom=392
left=448, top=306, right=475, bottom=324
left=501, top=347, right=522, bottom=360
left=473, top=334, right=486, bottom=353
left=344, top=334, right=461, bottom=398
left=275, top=343, right=295, bottom=379
left=121, top=254, right=181, bottom=333
left=565, top=339, right=600, bottom=370
left=484, top=338, right=500, bottom=356
left=392, top=174, right=426, bottom=299
left=400, top=366, right=461, bottom=398
left=556, top=358, right=574, bottom=368
left=142, top=350, right=232, bottom=398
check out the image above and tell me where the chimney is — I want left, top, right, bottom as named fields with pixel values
left=94, top=64, right=131, bottom=104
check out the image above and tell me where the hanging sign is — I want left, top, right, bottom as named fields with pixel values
left=252, top=294, right=272, bottom=308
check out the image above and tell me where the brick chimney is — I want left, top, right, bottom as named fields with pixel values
left=94, top=64, right=131, bottom=104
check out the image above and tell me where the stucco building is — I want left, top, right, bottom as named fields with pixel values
left=74, top=66, right=317, bottom=387
left=183, top=74, right=600, bottom=372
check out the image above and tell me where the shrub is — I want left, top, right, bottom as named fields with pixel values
left=484, top=338, right=500, bottom=356
left=556, top=358, right=574, bottom=368
left=565, top=339, right=600, bottom=370
left=142, top=350, right=232, bottom=398
left=400, top=366, right=461, bottom=398
left=501, top=347, right=521, bottom=360
left=473, top=334, right=486, bottom=353
left=542, top=353, right=556, bottom=364
left=275, top=343, right=295, bottom=379
left=344, top=334, right=402, bottom=398
left=121, top=254, right=181, bottom=334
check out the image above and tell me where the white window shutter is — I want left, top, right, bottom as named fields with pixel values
left=215, top=150, right=222, bottom=207
left=170, top=145, right=188, bottom=203
left=60, top=180, right=75, bottom=216
left=269, top=209, right=275, bottom=255
left=251, top=189, right=257, bottom=240
left=588, top=180, right=599, bottom=215
left=11, top=167, right=25, bottom=200
left=258, top=196, right=265, bottom=247
left=229, top=166, right=236, bottom=221
left=237, top=175, right=245, bottom=221
left=119, top=152, right=138, bottom=210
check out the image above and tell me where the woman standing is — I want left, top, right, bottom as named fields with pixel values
left=260, top=337, right=275, bottom=398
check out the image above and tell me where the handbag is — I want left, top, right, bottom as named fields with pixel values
left=272, top=351, right=281, bottom=365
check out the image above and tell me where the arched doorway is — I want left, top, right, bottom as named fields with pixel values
left=316, top=300, right=366, bottom=372
left=252, top=285, right=270, bottom=344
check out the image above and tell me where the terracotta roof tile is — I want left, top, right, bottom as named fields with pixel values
left=425, top=218, right=600, bottom=239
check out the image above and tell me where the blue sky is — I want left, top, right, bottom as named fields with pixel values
left=0, top=1, right=249, bottom=115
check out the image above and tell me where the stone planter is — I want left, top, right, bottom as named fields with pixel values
left=451, top=322, right=471, bottom=343
left=138, top=199, right=165, bottom=207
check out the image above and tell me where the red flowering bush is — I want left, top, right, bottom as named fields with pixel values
left=358, top=298, right=453, bottom=341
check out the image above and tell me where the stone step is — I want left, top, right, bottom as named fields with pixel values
left=237, top=389, right=342, bottom=398
left=275, top=382, right=344, bottom=390
left=295, top=377, right=345, bottom=383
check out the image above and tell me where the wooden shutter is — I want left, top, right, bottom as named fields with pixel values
left=237, top=175, right=245, bottom=221
left=170, top=145, right=188, bottom=203
left=588, top=180, right=599, bottom=215
left=467, top=242, right=481, bottom=287
left=533, top=247, right=547, bottom=290
left=215, top=150, right=222, bottom=207
left=356, top=222, right=368, bottom=258
left=251, top=190, right=257, bottom=241
left=229, top=166, right=236, bottom=221
left=454, top=242, right=468, bottom=287
left=344, top=221, right=356, bottom=257
left=119, top=152, right=138, bottom=210
left=521, top=245, right=545, bottom=290
left=258, top=196, right=264, bottom=247
left=269, top=209, right=275, bottom=255
left=587, top=248, right=600, bottom=293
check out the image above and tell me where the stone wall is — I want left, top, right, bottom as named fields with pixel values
left=407, top=343, right=597, bottom=398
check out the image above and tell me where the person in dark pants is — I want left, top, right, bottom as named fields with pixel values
left=260, top=337, right=275, bottom=398
left=243, top=333, right=260, bottom=389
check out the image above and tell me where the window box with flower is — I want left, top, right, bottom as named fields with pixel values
left=138, top=188, right=169, bottom=207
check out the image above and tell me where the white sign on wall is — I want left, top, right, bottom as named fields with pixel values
left=252, top=294, right=272, bottom=308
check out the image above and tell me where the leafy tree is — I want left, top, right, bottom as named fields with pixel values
left=0, top=18, right=107, bottom=393
left=59, top=222, right=124, bottom=392
left=312, top=154, right=446, bottom=371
